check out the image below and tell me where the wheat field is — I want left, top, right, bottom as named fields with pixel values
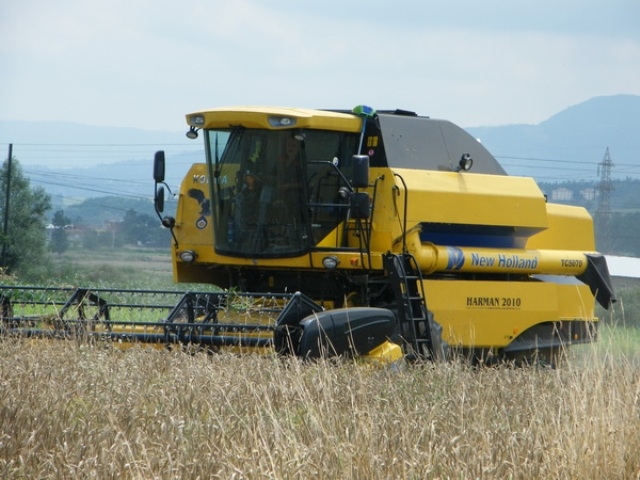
left=1, top=333, right=639, bottom=479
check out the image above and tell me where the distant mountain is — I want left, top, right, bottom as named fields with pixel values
left=465, top=94, right=640, bottom=181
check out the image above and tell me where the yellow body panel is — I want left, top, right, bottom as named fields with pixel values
left=390, top=168, right=548, bottom=230
left=424, top=279, right=595, bottom=348
left=361, top=340, right=404, bottom=365
left=526, top=202, right=596, bottom=251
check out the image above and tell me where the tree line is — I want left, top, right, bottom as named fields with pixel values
left=0, top=158, right=170, bottom=277
left=48, top=208, right=170, bottom=254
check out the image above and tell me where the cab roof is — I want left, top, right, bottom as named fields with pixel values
left=186, top=106, right=362, bottom=132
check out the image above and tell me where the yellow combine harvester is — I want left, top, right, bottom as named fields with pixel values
left=152, top=105, right=615, bottom=364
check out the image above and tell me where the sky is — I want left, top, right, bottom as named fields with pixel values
left=1, top=0, right=639, bottom=133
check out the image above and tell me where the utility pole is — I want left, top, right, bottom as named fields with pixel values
left=596, top=147, right=614, bottom=253
left=1, top=144, right=12, bottom=268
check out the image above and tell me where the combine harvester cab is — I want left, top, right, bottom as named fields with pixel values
left=153, top=105, right=615, bottom=364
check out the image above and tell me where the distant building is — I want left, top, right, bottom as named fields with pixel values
left=580, top=188, right=596, bottom=200
left=550, top=187, right=573, bottom=201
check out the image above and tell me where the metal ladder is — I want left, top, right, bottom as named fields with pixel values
left=383, top=252, right=437, bottom=359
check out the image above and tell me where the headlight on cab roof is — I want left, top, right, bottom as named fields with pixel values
left=188, top=114, right=205, bottom=127
left=268, top=116, right=296, bottom=128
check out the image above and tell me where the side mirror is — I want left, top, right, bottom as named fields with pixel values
left=352, top=154, right=369, bottom=189
left=350, top=191, right=371, bottom=219
left=155, top=185, right=165, bottom=213
left=154, top=151, right=166, bottom=183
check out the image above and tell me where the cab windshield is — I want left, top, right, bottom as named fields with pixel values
left=206, top=128, right=359, bottom=257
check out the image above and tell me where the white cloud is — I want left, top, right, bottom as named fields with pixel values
left=0, top=0, right=639, bottom=130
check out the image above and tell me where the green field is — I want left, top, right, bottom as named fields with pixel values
left=49, top=246, right=175, bottom=288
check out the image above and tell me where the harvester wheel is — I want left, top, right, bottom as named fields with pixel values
left=426, top=310, right=449, bottom=362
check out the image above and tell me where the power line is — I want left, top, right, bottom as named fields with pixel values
left=8, top=143, right=194, bottom=147
left=24, top=168, right=151, bottom=187
left=497, top=154, right=640, bottom=170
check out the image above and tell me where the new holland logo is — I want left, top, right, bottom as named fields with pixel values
left=446, top=246, right=465, bottom=270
